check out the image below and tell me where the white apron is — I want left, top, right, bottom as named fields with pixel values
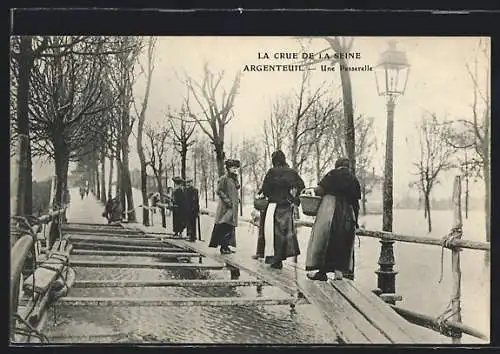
left=264, top=203, right=277, bottom=261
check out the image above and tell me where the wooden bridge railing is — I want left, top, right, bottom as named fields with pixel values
left=193, top=176, right=488, bottom=343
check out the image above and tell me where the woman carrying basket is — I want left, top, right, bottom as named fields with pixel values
left=305, top=157, right=361, bottom=281
left=260, top=150, right=305, bottom=269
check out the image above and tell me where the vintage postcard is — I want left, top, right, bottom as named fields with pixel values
left=10, top=32, right=490, bottom=345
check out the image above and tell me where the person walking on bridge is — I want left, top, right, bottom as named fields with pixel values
left=209, top=159, right=241, bottom=254
left=260, top=150, right=305, bottom=269
left=185, top=178, right=200, bottom=242
left=172, top=177, right=187, bottom=237
left=305, top=157, right=361, bottom=281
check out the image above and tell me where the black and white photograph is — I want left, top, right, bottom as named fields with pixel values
left=9, top=34, right=491, bottom=345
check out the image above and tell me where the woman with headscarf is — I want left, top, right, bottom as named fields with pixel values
left=305, top=157, right=361, bottom=281
left=260, top=150, right=305, bottom=269
left=209, top=159, right=241, bottom=254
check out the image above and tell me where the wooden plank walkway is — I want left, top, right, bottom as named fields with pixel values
left=122, top=222, right=434, bottom=344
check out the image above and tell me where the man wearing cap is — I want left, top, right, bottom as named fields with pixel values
left=184, top=178, right=200, bottom=242
left=209, top=159, right=241, bottom=254
left=172, top=176, right=187, bottom=237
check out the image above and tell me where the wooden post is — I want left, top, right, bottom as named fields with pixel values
left=451, top=175, right=463, bottom=343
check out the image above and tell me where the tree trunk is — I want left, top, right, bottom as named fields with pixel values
left=338, top=60, right=356, bottom=176
left=108, top=156, right=114, bottom=199
left=211, top=174, right=216, bottom=201
left=424, top=192, right=432, bottom=233
left=95, top=160, right=100, bottom=198
left=315, top=143, right=321, bottom=183
left=16, top=36, right=34, bottom=216
left=100, top=155, right=107, bottom=204
left=193, top=153, right=197, bottom=186
left=214, top=141, right=225, bottom=177
left=204, top=176, right=208, bottom=208
left=137, top=118, right=150, bottom=227
left=121, top=145, right=136, bottom=222
left=181, top=146, right=187, bottom=180
left=51, top=144, right=69, bottom=247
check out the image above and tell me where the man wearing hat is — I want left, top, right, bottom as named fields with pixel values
left=172, top=176, right=187, bottom=237
left=184, top=178, right=200, bottom=242
left=209, top=159, right=241, bottom=254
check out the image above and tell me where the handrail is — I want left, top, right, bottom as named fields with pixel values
left=199, top=207, right=490, bottom=252
left=10, top=234, right=35, bottom=342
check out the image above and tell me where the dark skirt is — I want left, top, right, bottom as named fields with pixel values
left=208, top=223, right=236, bottom=248
left=172, top=208, right=186, bottom=233
left=305, top=195, right=355, bottom=273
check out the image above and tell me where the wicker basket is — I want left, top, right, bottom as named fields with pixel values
left=299, top=188, right=322, bottom=216
left=253, top=196, right=269, bottom=211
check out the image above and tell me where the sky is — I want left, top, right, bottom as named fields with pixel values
left=24, top=36, right=490, bottom=200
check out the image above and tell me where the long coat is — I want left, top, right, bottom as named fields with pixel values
left=172, top=187, right=187, bottom=233
left=213, top=174, right=239, bottom=226
left=305, top=167, right=361, bottom=272
left=261, top=165, right=305, bottom=263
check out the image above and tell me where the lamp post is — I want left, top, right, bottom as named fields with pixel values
left=373, top=41, right=410, bottom=304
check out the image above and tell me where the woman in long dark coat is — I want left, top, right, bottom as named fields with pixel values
left=305, top=157, right=361, bottom=281
left=261, top=150, right=305, bottom=269
left=172, top=177, right=187, bottom=237
left=209, top=159, right=241, bottom=254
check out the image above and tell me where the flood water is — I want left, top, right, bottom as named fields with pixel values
left=40, top=188, right=489, bottom=344
left=43, top=254, right=339, bottom=344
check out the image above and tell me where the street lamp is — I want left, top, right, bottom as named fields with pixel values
left=373, top=41, right=410, bottom=304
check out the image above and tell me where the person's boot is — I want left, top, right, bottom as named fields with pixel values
left=251, top=255, right=263, bottom=260
left=307, top=271, right=327, bottom=281
left=220, top=246, right=231, bottom=255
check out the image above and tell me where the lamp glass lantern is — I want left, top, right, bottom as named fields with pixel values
left=374, top=41, right=411, bottom=99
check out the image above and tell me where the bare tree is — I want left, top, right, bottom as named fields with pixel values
left=442, top=39, right=490, bottom=242
left=28, top=37, right=114, bottom=214
left=144, top=122, right=169, bottom=194
left=192, top=137, right=212, bottom=208
left=413, top=113, right=455, bottom=233
left=287, top=70, right=326, bottom=173
left=239, top=137, right=268, bottom=195
left=309, top=95, right=343, bottom=182
left=185, top=64, right=242, bottom=176
left=107, top=36, right=143, bottom=221
left=135, top=36, right=156, bottom=226
left=167, top=104, right=196, bottom=180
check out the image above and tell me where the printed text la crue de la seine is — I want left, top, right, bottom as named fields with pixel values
left=242, top=51, right=373, bottom=72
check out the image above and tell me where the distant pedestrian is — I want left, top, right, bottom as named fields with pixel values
left=209, top=159, right=240, bottom=254
left=172, top=177, right=187, bottom=237
left=184, top=178, right=200, bottom=242
left=305, top=157, right=361, bottom=281
left=103, top=196, right=123, bottom=225
left=259, top=150, right=305, bottom=269
left=79, top=186, right=85, bottom=200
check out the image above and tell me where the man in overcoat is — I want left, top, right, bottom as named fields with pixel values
left=184, top=178, right=200, bottom=242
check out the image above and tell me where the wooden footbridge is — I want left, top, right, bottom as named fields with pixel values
left=10, top=177, right=489, bottom=344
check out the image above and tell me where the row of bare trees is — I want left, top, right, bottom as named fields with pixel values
left=10, top=36, right=150, bottom=234
left=411, top=39, right=490, bottom=239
